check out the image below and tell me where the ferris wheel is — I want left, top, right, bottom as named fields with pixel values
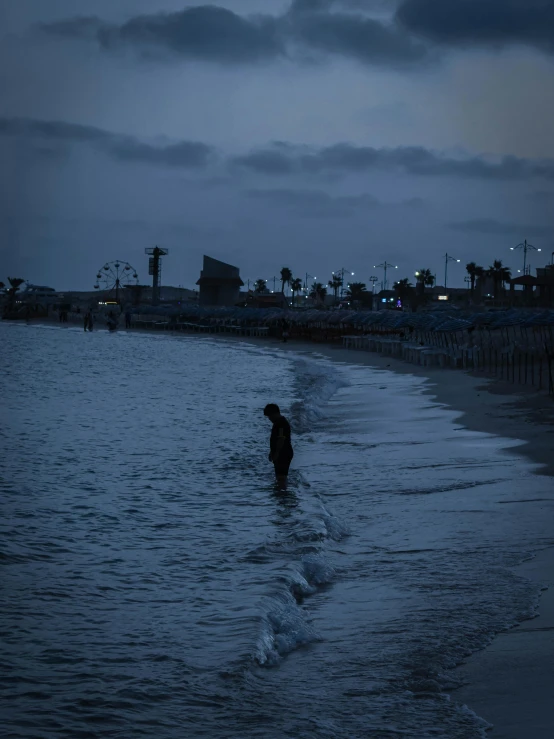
left=94, top=260, right=139, bottom=303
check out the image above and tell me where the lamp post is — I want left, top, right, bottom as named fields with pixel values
left=267, top=276, right=278, bottom=293
left=369, top=275, right=378, bottom=294
left=510, top=240, right=541, bottom=275
left=303, top=273, right=316, bottom=301
left=444, top=253, right=460, bottom=289
left=333, top=267, right=355, bottom=300
left=374, top=262, right=397, bottom=292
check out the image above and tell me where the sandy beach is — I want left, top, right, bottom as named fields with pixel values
left=223, top=334, right=554, bottom=738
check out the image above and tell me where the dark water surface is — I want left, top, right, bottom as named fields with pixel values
left=1, top=323, right=553, bottom=738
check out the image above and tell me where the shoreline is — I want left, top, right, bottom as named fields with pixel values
left=213, top=332, right=554, bottom=476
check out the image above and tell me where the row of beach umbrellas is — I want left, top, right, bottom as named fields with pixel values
left=131, top=304, right=554, bottom=331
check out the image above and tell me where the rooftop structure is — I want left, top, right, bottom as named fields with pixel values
left=196, top=256, right=244, bottom=307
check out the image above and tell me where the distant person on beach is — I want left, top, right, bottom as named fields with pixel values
left=86, top=310, right=94, bottom=332
left=281, top=319, right=290, bottom=343
left=83, top=312, right=89, bottom=331
left=264, top=404, right=294, bottom=482
left=125, top=310, right=132, bottom=329
left=106, top=311, right=117, bottom=332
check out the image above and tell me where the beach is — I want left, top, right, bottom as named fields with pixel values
left=2, top=320, right=553, bottom=738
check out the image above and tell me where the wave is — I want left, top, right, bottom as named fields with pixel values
left=255, top=589, right=321, bottom=666
left=288, top=358, right=349, bottom=433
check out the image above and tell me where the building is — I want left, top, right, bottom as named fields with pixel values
left=509, top=265, right=554, bottom=307
left=196, top=256, right=244, bottom=307
left=20, top=284, right=57, bottom=301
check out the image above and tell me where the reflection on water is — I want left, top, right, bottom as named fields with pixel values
left=1, top=323, right=554, bottom=738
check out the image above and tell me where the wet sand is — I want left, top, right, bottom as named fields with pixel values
left=229, top=335, right=554, bottom=738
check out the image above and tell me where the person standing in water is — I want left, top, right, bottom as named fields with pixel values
left=264, top=404, right=294, bottom=482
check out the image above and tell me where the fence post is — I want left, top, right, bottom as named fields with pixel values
left=525, top=352, right=528, bottom=386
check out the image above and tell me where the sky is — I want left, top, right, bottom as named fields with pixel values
left=1, top=0, right=553, bottom=291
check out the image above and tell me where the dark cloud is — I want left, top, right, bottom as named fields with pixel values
left=233, top=145, right=297, bottom=174
left=0, top=117, right=214, bottom=169
left=396, top=0, right=554, bottom=53
left=289, top=9, right=427, bottom=65
left=34, top=0, right=554, bottom=68
left=447, top=218, right=552, bottom=238
left=5, top=117, right=554, bottom=183
left=40, top=2, right=428, bottom=67
left=289, top=0, right=399, bottom=13
left=233, top=143, right=554, bottom=180
left=41, top=7, right=283, bottom=64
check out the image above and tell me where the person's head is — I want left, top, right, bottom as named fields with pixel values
left=263, top=403, right=281, bottom=422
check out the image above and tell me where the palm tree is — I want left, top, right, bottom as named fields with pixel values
left=290, top=277, right=303, bottom=306
left=309, top=282, right=327, bottom=304
left=328, top=274, right=343, bottom=303
left=254, top=278, right=267, bottom=294
left=393, top=278, right=413, bottom=304
left=345, top=282, right=367, bottom=301
left=280, top=267, right=292, bottom=294
left=466, top=262, right=484, bottom=294
left=486, top=260, right=511, bottom=299
left=415, top=269, right=435, bottom=295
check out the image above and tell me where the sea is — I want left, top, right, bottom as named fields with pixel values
left=1, top=321, right=554, bottom=739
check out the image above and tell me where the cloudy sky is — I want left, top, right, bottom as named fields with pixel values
left=1, top=0, right=553, bottom=290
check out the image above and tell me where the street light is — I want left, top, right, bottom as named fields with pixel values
left=304, top=273, right=316, bottom=290
left=267, top=276, right=279, bottom=292
left=374, top=262, right=397, bottom=291
left=444, top=253, right=460, bottom=289
left=369, top=276, right=378, bottom=294
left=510, top=240, right=541, bottom=275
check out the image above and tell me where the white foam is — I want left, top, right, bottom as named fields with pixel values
left=255, top=591, right=321, bottom=666
left=289, top=358, right=349, bottom=433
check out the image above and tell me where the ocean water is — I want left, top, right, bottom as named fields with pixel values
left=1, top=322, right=554, bottom=739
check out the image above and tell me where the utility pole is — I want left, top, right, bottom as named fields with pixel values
left=374, top=262, right=397, bottom=292
left=369, top=276, right=378, bottom=293
left=510, top=239, right=541, bottom=275
left=145, top=246, right=169, bottom=306
left=444, top=253, right=460, bottom=289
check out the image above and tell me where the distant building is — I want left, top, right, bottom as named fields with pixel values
left=21, top=284, right=57, bottom=300
left=509, top=265, right=554, bottom=307
left=196, top=256, right=244, bottom=307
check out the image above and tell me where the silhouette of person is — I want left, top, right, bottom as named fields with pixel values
left=264, top=403, right=294, bottom=483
